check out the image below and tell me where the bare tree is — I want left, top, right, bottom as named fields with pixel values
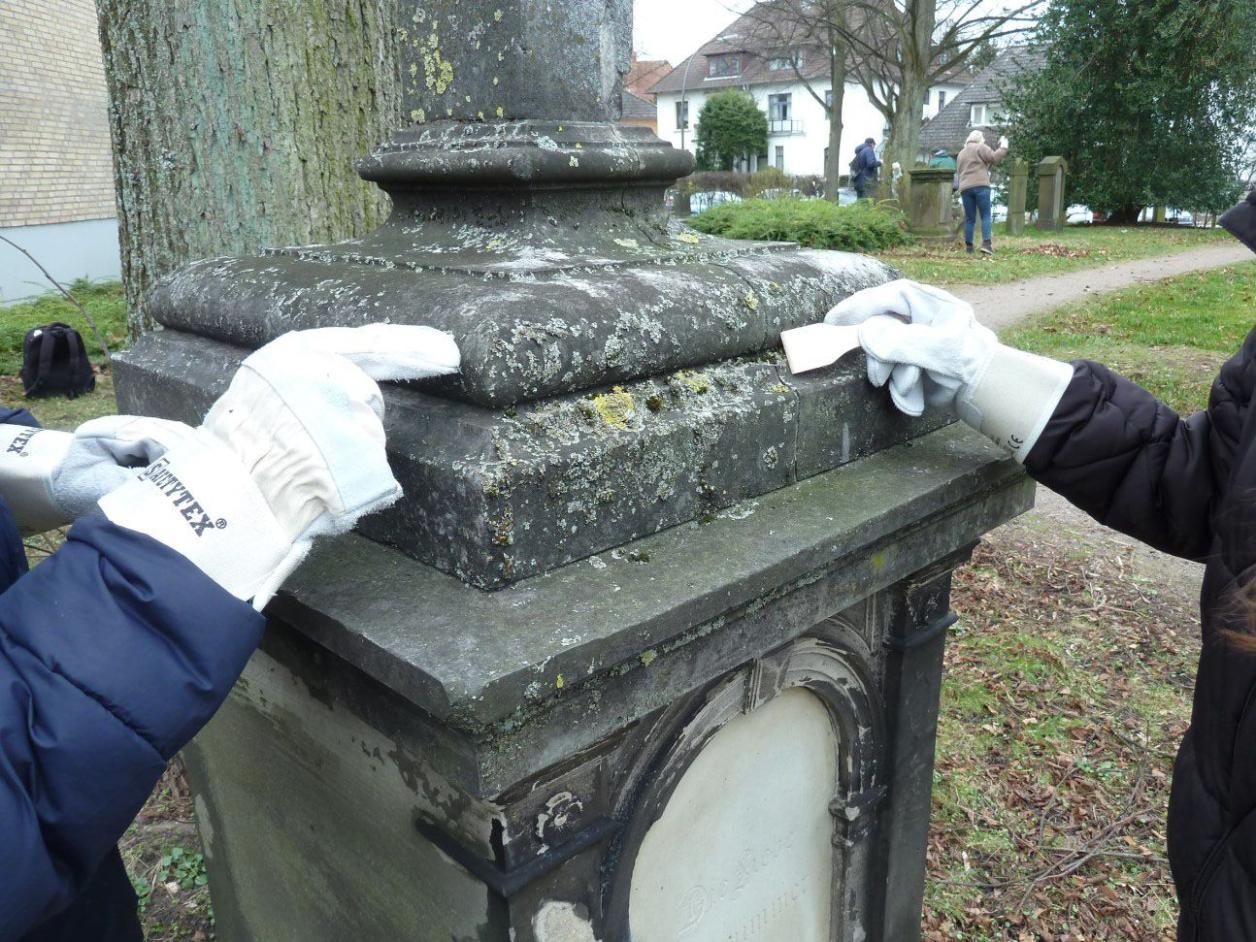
left=842, top=0, right=1042, bottom=188
left=733, top=0, right=853, bottom=200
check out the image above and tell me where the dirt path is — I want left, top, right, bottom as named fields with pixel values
left=954, top=242, right=1253, bottom=333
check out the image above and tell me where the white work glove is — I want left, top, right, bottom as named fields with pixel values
left=99, top=325, right=460, bottom=609
left=998, top=136, right=1009, bottom=149
left=0, top=416, right=195, bottom=534
left=825, top=279, right=1072, bottom=461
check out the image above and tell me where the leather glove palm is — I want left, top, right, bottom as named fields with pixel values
left=0, top=416, right=195, bottom=534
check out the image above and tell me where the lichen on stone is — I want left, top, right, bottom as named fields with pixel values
left=590, top=387, right=635, bottom=428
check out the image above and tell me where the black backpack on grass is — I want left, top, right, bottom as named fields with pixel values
left=20, top=322, right=95, bottom=399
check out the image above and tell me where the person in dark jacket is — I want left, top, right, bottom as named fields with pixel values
left=850, top=138, right=882, bottom=200
left=821, top=189, right=1256, bottom=939
left=0, top=324, right=459, bottom=941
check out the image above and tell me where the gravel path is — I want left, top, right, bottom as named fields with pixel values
left=954, top=242, right=1253, bottom=333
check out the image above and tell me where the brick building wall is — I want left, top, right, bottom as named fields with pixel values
left=0, top=0, right=116, bottom=229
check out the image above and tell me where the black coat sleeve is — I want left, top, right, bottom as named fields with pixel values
left=1023, top=357, right=1241, bottom=562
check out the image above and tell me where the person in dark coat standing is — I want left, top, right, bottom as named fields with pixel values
left=0, top=324, right=459, bottom=941
left=821, top=189, right=1256, bottom=939
left=850, top=137, right=882, bottom=200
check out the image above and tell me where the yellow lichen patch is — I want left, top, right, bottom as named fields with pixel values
left=569, top=156, right=580, bottom=167
left=478, top=111, right=486, bottom=121
left=676, top=231, right=701, bottom=245
left=744, top=292, right=760, bottom=311
left=592, top=387, right=636, bottom=428
left=422, top=32, right=455, bottom=95
left=675, top=370, right=711, bottom=394
left=640, top=650, right=657, bottom=667
left=496, top=106, right=505, bottom=118
left=556, top=674, right=565, bottom=689
left=494, top=9, right=504, bottom=22
left=410, top=108, right=427, bottom=124
left=769, top=383, right=791, bottom=394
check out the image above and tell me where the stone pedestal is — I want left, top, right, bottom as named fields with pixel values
left=1036, top=156, right=1068, bottom=231
left=1007, top=160, right=1029, bottom=236
left=906, top=168, right=955, bottom=241
left=113, top=3, right=1034, bottom=938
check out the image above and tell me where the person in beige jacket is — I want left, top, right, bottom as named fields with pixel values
left=956, top=129, right=1009, bottom=255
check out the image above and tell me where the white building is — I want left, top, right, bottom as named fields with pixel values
left=650, top=9, right=971, bottom=177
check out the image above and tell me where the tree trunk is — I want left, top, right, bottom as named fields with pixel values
left=823, top=15, right=849, bottom=202
left=884, top=0, right=935, bottom=201
left=96, top=1, right=402, bottom=336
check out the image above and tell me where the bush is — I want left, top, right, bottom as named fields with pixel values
left=689, top=198, right=912, bottom=252
left=676, top=170, right=829, bottom=200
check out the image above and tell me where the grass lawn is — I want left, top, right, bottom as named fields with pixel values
left=876, top=224, right=1232, bottom=288
left=1004, top=261, right=1256, bottom=413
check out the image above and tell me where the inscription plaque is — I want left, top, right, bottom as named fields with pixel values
left=628, top=688, right=839, bottom=941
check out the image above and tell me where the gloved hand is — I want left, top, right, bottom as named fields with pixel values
left=998, top=135, right=1009, bottom=149
left=0, top=416, right=195, bottom=534
left=825, top=279, right=1072, bottom=461
left=99, top=325, right=460, bottom=609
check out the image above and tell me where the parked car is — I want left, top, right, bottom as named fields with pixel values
left=688, top=190, right=742, bottom=214
left=1138, top=207, right=1196, bottom=226
left=1066, top=205, right=1095, bottom=224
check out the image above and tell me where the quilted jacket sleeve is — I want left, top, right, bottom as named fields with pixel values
left=1024, top=344, right=1254, bottom=562
left=0, top=517, right=264, bottom=937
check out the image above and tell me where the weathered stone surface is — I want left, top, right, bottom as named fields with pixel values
left=262, top=424, right=1029, bottom=746
left=398, top=1, right=631, bottom=124
left=907, top=167, right=955, bottom=240
left=116, top=329, right=948, bottom=588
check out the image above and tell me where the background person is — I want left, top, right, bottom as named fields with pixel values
left=822, top=190, right=1256, bottom=940
left=956, top=129, right=1009, bottom=255
left=0, top=325, right=459, bottom=942
left=850, top=137, right=882, bottom=200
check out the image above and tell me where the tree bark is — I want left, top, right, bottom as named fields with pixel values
left=96, top=1, right=402, bottom=335
left=883, top=0, right=935, bottom=200
left=824, top=18, right=849, bottom=201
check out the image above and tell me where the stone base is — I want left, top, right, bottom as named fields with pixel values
left=181, top=425, right=1033, bottom=942
left=116, top=331, right=949, bottom=588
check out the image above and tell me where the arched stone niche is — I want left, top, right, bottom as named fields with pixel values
left=603, top=633, right=886, bottom=942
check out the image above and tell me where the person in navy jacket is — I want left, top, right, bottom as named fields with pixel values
left=0, top=325, right=460, bottom=941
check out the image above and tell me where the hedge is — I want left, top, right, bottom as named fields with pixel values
left=689, top=198, right=912, bottom=252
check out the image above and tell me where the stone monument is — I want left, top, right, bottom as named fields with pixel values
left=1007, top=159, right=1029, bottom=237
left=113, top=3, right=1033, bottom=939
left=1036, top=156, right=1068, bottom=231
left=906, top=167, right=955, bottom=241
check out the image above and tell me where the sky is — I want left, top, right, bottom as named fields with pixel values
left=632, top=0, right=1029, bottom=67
left=632, top=0, right=751, bottom=65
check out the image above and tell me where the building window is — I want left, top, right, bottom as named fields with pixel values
left=938, top=90, right=947, bottom=110
left=768, top=93, right=792, bottom=123
left=970, top=103, right=991, bottom=126
left=675, top=100, right=689, bottom=130
left=768, top=49, right=804, bottom=72
left=924, top=91, right=931, bottom=108
left=707, top=54, right=741, bottom=78
left=775, top=145, right=785, bottom=171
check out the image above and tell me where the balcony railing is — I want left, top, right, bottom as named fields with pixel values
left=768, top=119, right=804, bottom=135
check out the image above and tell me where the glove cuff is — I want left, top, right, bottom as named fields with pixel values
left=0, top=425, right=72, bottom=533
left=98, top=429, right=294, bottom=608
left=959, top=345, right=1072, bottom=462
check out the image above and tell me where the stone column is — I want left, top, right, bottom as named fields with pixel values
left=1007, top=159, right=1029, bottom=236
left=1036, top=155, right=1068, bottom=231
left=113, top=3, right=1035, bottom=939
left=906, top=167, right=955, bottom=241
